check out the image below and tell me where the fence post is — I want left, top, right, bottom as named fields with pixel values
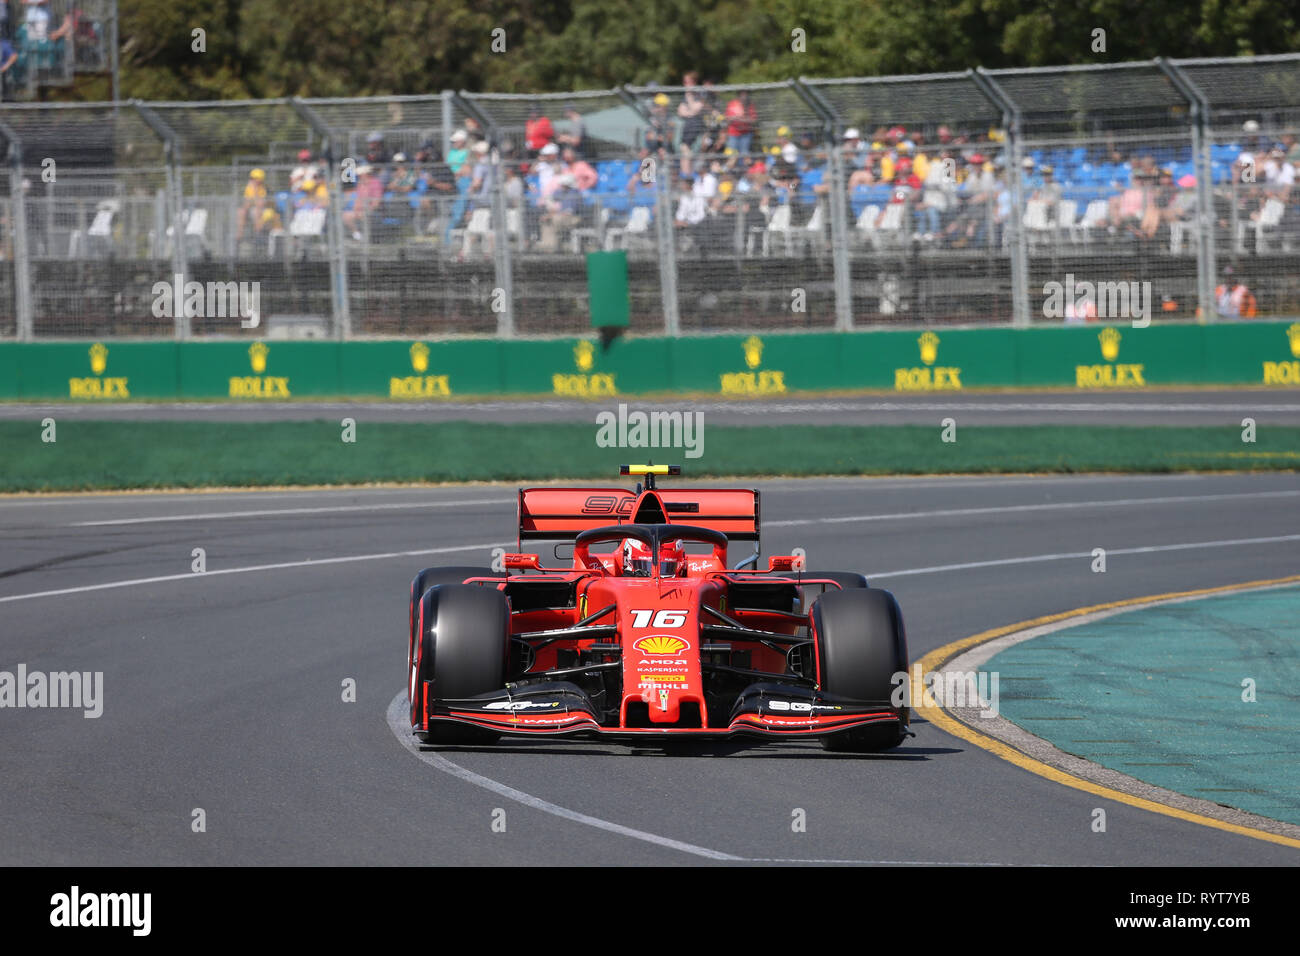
left=1159, top=58, right=1217, bottom=323
left=292, top=98, right=351, bottom=337
left=795, top=78, right=851, bottom=331
left=133, top=101, right=188, bottom=338
left=618, top=85, right=678, bottom=336
left=0, top=120, right=32, bottom=341
left=456, top=92, right=514, bottom=337
left=972, top=69, right=1030, bottom=327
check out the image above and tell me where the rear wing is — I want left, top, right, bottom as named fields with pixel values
left=518, top=487, right=760, bottom=543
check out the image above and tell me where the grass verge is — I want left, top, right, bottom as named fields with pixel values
left=2, top=421, right=1297, bottom=492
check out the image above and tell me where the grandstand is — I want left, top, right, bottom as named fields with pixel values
left=0, top=53, right=1296, bottom=339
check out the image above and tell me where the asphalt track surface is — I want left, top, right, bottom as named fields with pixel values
left=1, top=472, right=1298, bottom=865
left=3, top=388, right=1299, bottom=425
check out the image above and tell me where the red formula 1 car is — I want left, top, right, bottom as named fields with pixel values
left=406, top=465, right=910, bottom=751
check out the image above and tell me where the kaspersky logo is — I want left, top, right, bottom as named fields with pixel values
left=229, top=341, right=291, bottom=398
left=633, top=635, right=689, bottom=655
left=722, top=335, right=786, bottom=395
left=894, top=330, right=962, bottom=391
left=391, top=341, right=451, bottom=398
left=69, top=343, right=129, bottom=398
left=1076, top=326, right=1146, bottom=388
left=553, top=339, right=616, bottom=397
left=1262, top=323, right=1300, bottom=385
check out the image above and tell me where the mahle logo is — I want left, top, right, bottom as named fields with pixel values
left=553, top=339, right=616, bottom=396
left=1261, top=323, right=1300, bottom=385
left=1076, top=326, right=1146, bottom=388
left=69, top=342, right=129, bottom=398
left=894, top=330, right=962, bottom=391
left=391, top=341, right=451, bottom=398
left=228, top=342, right=291, bottom=398
left=722, top=335, right=786, bottom=395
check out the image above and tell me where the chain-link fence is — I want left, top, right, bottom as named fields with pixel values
left=1, top=54, right=1297, bottom=339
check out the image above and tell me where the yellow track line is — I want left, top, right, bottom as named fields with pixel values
left=914, top=573, right=1300, bottom=850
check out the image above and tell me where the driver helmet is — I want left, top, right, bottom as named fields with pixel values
left=621, top=538, right=653, bottom=577
left=659, top=538, right=686, bottom=577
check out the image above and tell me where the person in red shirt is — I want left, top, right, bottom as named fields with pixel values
left=525, top=106, right=554, bottom=157
left=725, top=91, right=756, bottom=156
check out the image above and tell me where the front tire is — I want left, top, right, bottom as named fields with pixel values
left=408, top=566, right=502, bottom=683
left=411, top=584, right=510, bottom=745
left=811, top=587, right=908, bottom=752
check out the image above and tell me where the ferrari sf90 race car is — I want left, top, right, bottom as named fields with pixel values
left=406, top=465, right=910, bottom=751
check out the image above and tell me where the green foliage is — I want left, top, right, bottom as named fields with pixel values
left=102, top=0, right=1300, bottom=100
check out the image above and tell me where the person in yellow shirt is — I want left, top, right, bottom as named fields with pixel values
left=236, top=168, right=267, bottom=241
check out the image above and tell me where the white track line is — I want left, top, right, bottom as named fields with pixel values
left=766, top=489, right=1300, bottom=528
left=866, top=533, right=1300, bottom=579
left=0, top=541, right=512, bottom=604
left=384, top=693, right=742, bottom=861
left=72, top=498, right=511, bottom=527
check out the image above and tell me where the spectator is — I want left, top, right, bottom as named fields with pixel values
left=561, top=146, right=597, bottom=192
left=344, top=164, right=382, bottom=239
left=364, top=131, right=388, bottom=166
left=555, top=104, right=587, bottom=156
left=417, top=147, right=457, bottom=230
left=841, top=127, right=865, bottom=164
left=0, top=33, right=17, bottom=99
left=646, top=93, right=673, bottom=153
left=525, top=105, right=554, bottom=156
left=290, top=149, right=319, bottom=193
left=677, top=74, right=706, bottom=151
left=446, top=129, right=470, bottom=175
left=536, top=142, right=561, bottom=197
left=388, top=153, right=417, bottom=195
left=674, top=172, right=708, bottom=247
left=235, top=167, right=268, bottom=242
left=725, top=90, right=756, bottom=155
left=466, top=141, right=494, bottom=209
left=539, top=173, right=581, bottom=251
left=462, top=116, right=488, bottom=146
left=1215, top=268, right=1257, bottom=319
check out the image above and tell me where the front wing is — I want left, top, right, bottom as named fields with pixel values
left=419, top=680, right=906, bottom=741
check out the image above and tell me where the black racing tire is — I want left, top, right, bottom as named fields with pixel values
left=407, top=566, right=502, bottom=679
left=793, top=570, right=867, bottom=612
left=411, top=584, right=510, bottom=745
left=810, top=587, right=909, bottom=752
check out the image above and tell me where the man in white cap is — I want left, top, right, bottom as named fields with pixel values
left=536, top=142, right=561, bottom=198
left=842, top=127, right=865, bottom=164
left=447, top=129, right=470, bottom=176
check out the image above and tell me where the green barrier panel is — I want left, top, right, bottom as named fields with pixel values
left=586, top=251, right=630, bottom=328
left=339, top=340, right=503, bottom=398
left=499, top=336, right=673, bottom=397
left=0, top=344, right=18, bottom=399
left=842, top=328, right=1018, bottom=391
left=12, top=342, right=179, bottom=399
left=668, top=332, right=844, bottom=395
left=177, top=342, right=340, bottom=399
left=1015, top=323, right=1204, bottom=389
left=1201, top=321, right=1300, bottom=387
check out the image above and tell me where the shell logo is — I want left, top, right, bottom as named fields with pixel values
left=742, top=335, right=763, bottom=369
left=1098, top=327, right=1122, bottom=362
left=410, top=342, right=430, bottom=372
left=574, top=340, right=595, bottom=372
left=917, top=331, right=939, bottom=366
left=88, top=343, right=108, bottom=375
left=249, top=341, right=269, bottom=373
left=1287, top=324, right=1300, bottom=359
left=633, top=635, right=689, bottom=655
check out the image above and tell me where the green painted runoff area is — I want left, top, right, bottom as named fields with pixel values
left=983, top=584, right=1300, bottom=825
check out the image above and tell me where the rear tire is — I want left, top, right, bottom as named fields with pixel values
left=411, top=584, right=510, bottom=745
left=811, top=587, right=908, bottom=752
